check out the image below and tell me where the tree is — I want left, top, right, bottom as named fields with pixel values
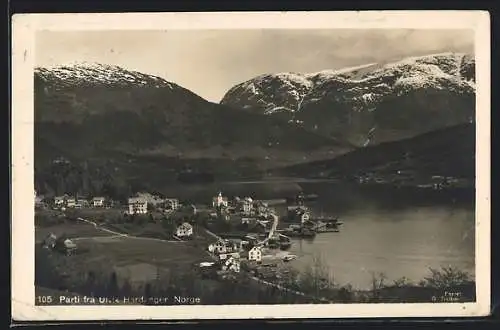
left=121, top=279, right=133, bottom=297
left=144, top=283, right=152, bottom=302
left=107, top=271, right=119, bottom=297
left=35, top=245, right=63, bottom=289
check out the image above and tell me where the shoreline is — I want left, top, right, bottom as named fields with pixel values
left=35, top=217, right=476, bottom=304
left=34, top=183, right=475, bottom=305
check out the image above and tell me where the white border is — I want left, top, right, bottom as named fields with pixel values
left=11, top=11, right=491, bottom=321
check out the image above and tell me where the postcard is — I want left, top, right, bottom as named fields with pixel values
left=11, top=10, right=490, bottom=321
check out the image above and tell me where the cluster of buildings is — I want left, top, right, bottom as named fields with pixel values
left=205, top=191, right=283, bottom=273
left=205, top=237, right=264, bottom=274
left=285, top=205, right=310, bottom=224
left=212, top=192, right=270, bottom=216
left=47, top=194, right=109, bottom=210
left=126, top=194, right=181, bottom=215
left=36, top=190, right=183, bottom=216
left=210, top=192, right=274, bottom=229
left=41, top=233, right=78, bottom=256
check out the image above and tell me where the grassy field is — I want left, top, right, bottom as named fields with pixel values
left=74, top=237, right=209, bottom=279
left=35, top=209, right=475, bottom=305
left=65, top=207, right=126, bottom=221
left=35, top=221, right=112, bottom=242
left=35, top=227, right=215, bottom=293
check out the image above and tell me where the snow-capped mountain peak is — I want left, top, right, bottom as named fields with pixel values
left=220, top=52, right=476, bottom=147
left=35, top=62, right=175, bottom=89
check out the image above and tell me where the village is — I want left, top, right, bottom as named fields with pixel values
left=35, top=189, right=344, bottom=288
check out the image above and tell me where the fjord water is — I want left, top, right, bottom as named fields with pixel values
left=284, top=182, right=476, bottom=290
left=165, top=180, right=475, bottom=290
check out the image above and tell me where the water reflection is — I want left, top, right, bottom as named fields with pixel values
left=284, top=183, right=475, bottom=290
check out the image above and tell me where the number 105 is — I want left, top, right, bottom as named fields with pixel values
left=36, top=296, right=53, bottom=304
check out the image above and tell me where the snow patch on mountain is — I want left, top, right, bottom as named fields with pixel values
left=221, top=53, right=476, bottom=116
left=221, top=53, right=476, bottom=147
left=222, top=72, right=314, bottom=114
left=35, top=62, right=176, bottom=89
left=305, top=62, right=378, bottom=81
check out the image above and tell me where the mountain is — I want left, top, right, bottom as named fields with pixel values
left=35, top=63, right=351, bottom=195
left=221, top=53, right=475, bottom=146
left=272, top=123, right=475, bottom=188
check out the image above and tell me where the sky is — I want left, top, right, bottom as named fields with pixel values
left=36, top=29, right=474, bottom=102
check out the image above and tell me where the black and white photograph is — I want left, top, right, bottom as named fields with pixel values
left=11, top=11, right=490, bottom=320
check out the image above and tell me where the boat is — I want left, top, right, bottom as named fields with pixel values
left=325, top=220, right=343, bottom=228
left=282, top=255, right=297, bottom=262
left=286, top=192, right=319, bottom=205
left=283, top=227, right=316, bottom=239
left=304, top=218, right=343, bottom=233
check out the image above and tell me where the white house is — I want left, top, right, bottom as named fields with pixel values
left=248, top=246, right=262, bottom=262
left=165, top=198, right=180, bottom=210
left=66, top=197, right=76, bottom=208
left=35, top=194, right=44, bottom=207
left=288, top=206, right=310, bottom=223
left=242, top=197, right=253, bottom=215
left=219, top=251, right=240, bottom=261
left=55, top=237, right=77, bottom=255
left=209, top=239, right=237, bottom=255
left=209, top=241, right=227, bottom=254
left=212, top=192, right=228, bottom=208
left=128, top=197, right=148, bottom=214
left=222, top=256, right=241, bottom=273
left=298, top=210, right=310, bottom=224
left=241, top=217, right=255, bottom=225
left=54, top=196, right=65, bottom=207
left=176, top=222, right=193, bottom=238
left=92, top=197, right=105, bottom=207
left=62, top=238, right=77, bottom=255
left=43, top=233, right=57, bottom=249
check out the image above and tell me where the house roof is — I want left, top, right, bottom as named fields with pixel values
left=128, top=197, right=147, bottom=203
left=178, top=222, right=193, bottom=229
left=92, top=197, right=105, bottom=201
left=64, top=239, right=77, bottom=248
left=44, top=233, right=57, bottom=243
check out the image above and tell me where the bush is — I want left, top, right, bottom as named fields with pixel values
left=422, top=266, right=472, bottom=289
left=337, top=285, right=354, bottom=303
left=393, top=276, right=412, bottom=288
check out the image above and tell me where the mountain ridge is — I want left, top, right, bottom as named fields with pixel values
left=271, top=122, right=475, bottom=187
left=34, top=62, right=352, bottom=195
left=221, top=52, right=475, bottom=146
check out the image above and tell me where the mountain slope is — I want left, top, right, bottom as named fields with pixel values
left=221, top=53, right=475, bottom=146
left=272, top=123, right=475, bottom=187
left=35, top=63, right=352, bottom=195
